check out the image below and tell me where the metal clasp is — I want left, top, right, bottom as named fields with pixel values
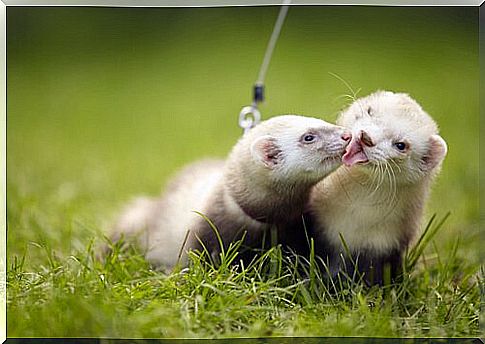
left=238, top=104, right=261, bottom=135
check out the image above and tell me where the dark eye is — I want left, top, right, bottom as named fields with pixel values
left=394, top=142, right=407, bottom=151
left=303, top=134, right=316, bottom=143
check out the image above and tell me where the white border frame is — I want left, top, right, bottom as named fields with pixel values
left=2, top=0, right=484, bottom=6
left=1, top=2, right=482, bottom=343
left=1, top=1, right=5, bottom=343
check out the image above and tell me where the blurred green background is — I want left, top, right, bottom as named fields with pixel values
left=7, top=6, right=479, bottom=266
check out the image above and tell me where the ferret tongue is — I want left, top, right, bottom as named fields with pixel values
left=342, top=139, right=369, bottom=166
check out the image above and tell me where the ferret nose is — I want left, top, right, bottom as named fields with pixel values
left=359, top=130, right=375, bottom=147
left=341, top=132, right=352, bottom=142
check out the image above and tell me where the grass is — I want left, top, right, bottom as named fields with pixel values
left=6, top=6, right=481, bottom=338
left=7, top=214, right=481, bottom=338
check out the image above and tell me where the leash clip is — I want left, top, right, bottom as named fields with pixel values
left=238, top=104, right=261, bottom=135
left=238, top=84, right=264, bottom=134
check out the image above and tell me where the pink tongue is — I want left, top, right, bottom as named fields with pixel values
left=342, top=139, right=369, bottom=166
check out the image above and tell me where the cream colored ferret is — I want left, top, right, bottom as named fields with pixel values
left=308, top=91, right=447, bottom=285
left=111, top=115, right=351, bottom=269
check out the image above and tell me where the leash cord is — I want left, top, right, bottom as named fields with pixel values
left=256, top=0, right=291, bottom=87
left=239, top=1, right=291, bottom=134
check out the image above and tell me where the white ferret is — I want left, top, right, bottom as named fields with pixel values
left=111, top=115, right=351, bottom=269
left=307, top=91, right=448, bottom=285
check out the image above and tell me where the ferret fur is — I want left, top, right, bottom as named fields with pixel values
left=112, top=115, right=350, bottom=269
left=307, top=91, right=448, bottom=285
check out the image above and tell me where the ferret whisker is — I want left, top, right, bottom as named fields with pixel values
left=369, top=162, right=384, bottom=198
left=391, top=163, right=399, bottom=205
left=364, top=166, right=374, bottom=197
left=369, top=164, right=382, bottom=196
left=385, top=161, right=397, bottom=206
left=386, top=162, right=394, bottom=202
left=329, top=72, right=360, bottom=102
left=391, top=165, right=398, bottom=204
left=389, top=159, right=402, bottom=173
left=381, top=162, right=391, bottom=202
left=366, top=165, right=377, bottom=194
left=378, top=162, right=386, bottom=190
left=369, top=165, right=378, bottom=188
left=335, top=94, right=357, bottom=105
left=378, top=161, right=399, bottom=221
left=381, top=161, right=395, bottom=206
left=389, top=160, right=402, bottom=204
left=370, top=163, right=382, bottom=194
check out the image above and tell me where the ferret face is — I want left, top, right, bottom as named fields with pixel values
left=337, top=91, right=447, bottom=184
left=249, top=115, right=351, bottom=184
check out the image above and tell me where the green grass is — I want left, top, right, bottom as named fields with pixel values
left=6, top=6, right=481, bottom=338
left=7, top=215, right=481, bottom=338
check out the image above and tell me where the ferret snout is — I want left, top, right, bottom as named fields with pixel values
left=342, top=131, right=370, bottom=166
left=359, top=130, right=375, bottom=147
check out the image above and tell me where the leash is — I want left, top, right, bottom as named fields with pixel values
left=238, top=0, right=291, bottom=134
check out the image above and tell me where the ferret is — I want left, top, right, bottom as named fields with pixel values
left=307, top=91, right=448, bottom=285
left=111, top=115, right=351, bottom=270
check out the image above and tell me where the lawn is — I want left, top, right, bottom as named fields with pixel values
left=6, top=6, right=481, bottom=338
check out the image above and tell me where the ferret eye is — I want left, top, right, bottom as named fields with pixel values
left=303, top=134, right=316, bottom=143
left=394, top=142, right=407, bottom=151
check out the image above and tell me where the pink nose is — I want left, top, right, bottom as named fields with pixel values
left=341, top=132, right=352, bottom=141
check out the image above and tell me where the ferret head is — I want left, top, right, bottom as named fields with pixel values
left=338, top=91, right=447, bottom=184
left=228, top=115, right=351, bottom=188
left=224, top=115, right=350, bottom=222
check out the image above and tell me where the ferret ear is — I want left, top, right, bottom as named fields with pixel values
left=250, top=135, right=282, bottom=168
left=422, top=134, right=447, bottom=171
